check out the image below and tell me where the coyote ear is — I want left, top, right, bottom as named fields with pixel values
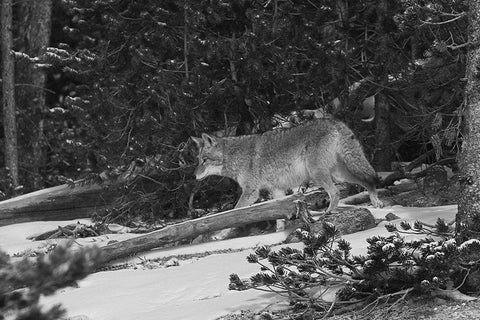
left=201, top=133, right=217, bottom=147
left=190, top=136, right=204, bottom=149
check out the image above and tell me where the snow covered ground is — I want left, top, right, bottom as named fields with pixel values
left=0, top=204, right=456, bottom=320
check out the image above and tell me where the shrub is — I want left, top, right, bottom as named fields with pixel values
left=230, top=215, right=480, bottom=317
left=0, top=243, right=102, bottom=320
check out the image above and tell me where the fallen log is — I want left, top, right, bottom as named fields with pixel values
left=100, top=192, right=311, bottom=264
left=0, top=182, right=118, bottom=226
left=0, top=156, right=175, bottom=227
left=388, top=181, right=418, bottom=194
left=340, top=188, right=390, bottom=206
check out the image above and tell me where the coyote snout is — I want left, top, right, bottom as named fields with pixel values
left=192, top=135, right=223, bottom=180
left=191, top=118, right=383, bottom=212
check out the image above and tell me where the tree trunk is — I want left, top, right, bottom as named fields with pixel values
left=183, top=1, right=189, bottom=82
left=373, top=92, right=391, bottom=171
left=457, top=0, right=480, bottom=241
left=16, top=0, right=53, bottom=190
left=1, top=0, right=20, bottom=191
left=372, top=0, right=391, bottom=171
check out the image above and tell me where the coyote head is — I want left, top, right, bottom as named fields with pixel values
left=191, top=133, right=223, bottom=180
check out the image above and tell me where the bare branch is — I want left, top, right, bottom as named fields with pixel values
left=421, top=12, right=467, bottom=26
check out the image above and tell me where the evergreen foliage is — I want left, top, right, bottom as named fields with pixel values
left=229, top=217, right=480, bottom=317
left=0, top=243, right=102, bottom=320
left=0, top=0, right=470, bottom=220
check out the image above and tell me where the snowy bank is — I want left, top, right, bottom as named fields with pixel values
left=0, top=205, right=456, bottom=320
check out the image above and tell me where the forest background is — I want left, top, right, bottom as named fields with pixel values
left=0, top=0, right=468, bottom=222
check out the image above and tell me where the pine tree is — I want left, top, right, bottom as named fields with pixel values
left=230, top=212, right=480, bottom=317
left=457, top=0, right=480, bottom=241
left=0, top=243, right=102, bottom=320
left=1, top=0, right=20, bottom=195
left=15, top=0, right=53, bottom=190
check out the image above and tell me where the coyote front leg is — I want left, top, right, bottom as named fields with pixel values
left=312, top=175, right=340, bottom=213
left=209, top=188, right=260, bottom=241
left=235, top=188, right=260, bottom=209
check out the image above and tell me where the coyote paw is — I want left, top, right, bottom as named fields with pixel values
left=210, top=228, right=235, bottom=241
left=372, top=199, right=385, bottom=208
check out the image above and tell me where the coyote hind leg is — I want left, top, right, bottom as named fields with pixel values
left=333, top=165, right=384, bottom=208
left=365, top=185, right=384, bottom=208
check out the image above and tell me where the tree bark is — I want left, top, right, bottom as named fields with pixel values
left=100, top=192, right=305, bottom=264
left=16, top=0, right=53, bottom=189
left=183, top=1, right=189, bottom=82
left=0, top=181, right=118, bottom=226
left=372, top=0, right=392, bottom=171
left=457, top=0, right=480, bottom=241
left=340, top=188, right=391, bottom=206
left=373, top=92, right=391, bottom=171
left=1, top=0, right=20, bottom=191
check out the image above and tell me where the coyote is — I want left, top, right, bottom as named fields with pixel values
left=191, top=118, right=383, bottom=213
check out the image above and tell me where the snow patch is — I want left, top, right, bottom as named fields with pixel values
left=0, top=205, right=456, bottom=320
